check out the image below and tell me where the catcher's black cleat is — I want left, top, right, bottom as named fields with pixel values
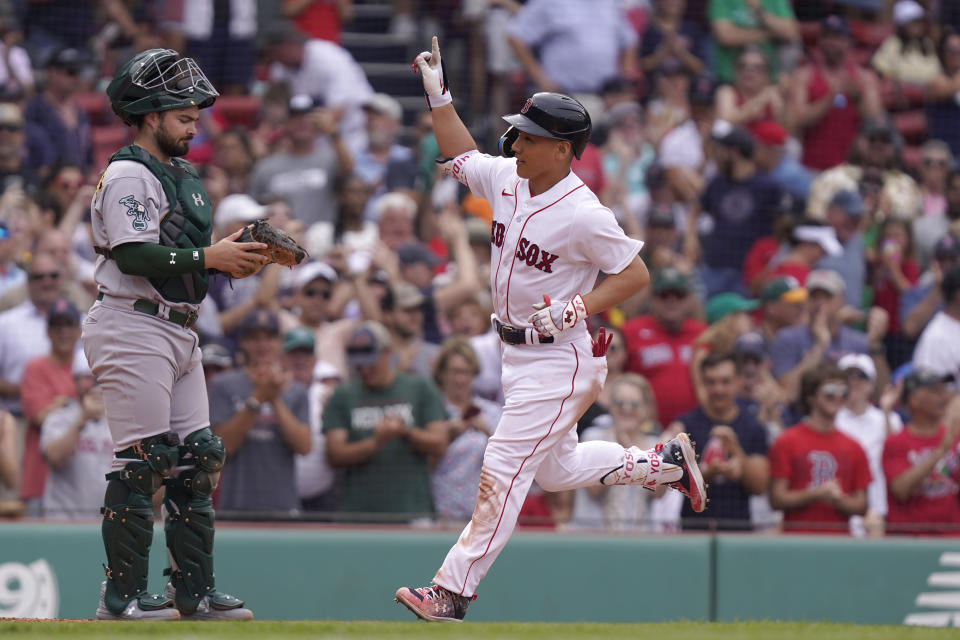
left=659, top=433, right=707, bottom=513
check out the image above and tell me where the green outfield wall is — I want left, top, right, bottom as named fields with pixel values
left=0, top=522, right=956, bottom=625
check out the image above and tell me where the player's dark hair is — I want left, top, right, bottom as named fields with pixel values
left=700, top=351, right=741, bottom=376
left=798, top=364, right=845, bottom=416
left=129, top=113, right=145, bottom=128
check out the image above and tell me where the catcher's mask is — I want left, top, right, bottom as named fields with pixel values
left=107, top=49, right=219, bottom=125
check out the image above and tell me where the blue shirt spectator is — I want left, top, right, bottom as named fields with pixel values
left=506, top=0, right=638, bottom=94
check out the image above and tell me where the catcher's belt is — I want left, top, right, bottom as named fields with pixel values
left=97, top=292, right=199, bottom=329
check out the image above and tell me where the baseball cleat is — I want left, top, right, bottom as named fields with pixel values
left=659, top=433, right=708, bottom=513
left=164, top=583, right=254, bottom=621
left=95, top=581, right=180, bottom=620
left=395, top=584, right=474, bottom=622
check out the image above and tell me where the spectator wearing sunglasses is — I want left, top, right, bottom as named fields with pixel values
left=768, top=365, right=871, bottom=533
left=24, top=48, right=91, bottom=172
left=281, top=261, right=355, bottom=379
left=883, top=368, right=960, bottom=536
left=0, top=254, right=65, bottom=418
left=836, top=354, right=903, bottom=537
left=623, top=267, right=705, bottom=425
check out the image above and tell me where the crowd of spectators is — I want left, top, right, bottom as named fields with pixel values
left=1, top=0, right=960, bottom=537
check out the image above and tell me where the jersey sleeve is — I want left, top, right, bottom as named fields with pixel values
left=567, top=201, right=643, bottom=274
left=95, top=161, right=163, bottom=249
left=447, top=150, right=516, bottom=203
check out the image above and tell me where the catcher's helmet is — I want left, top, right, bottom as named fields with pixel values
left=498, top=92, right=592, bottom=160
left=106, top=49, right=219, bottom=125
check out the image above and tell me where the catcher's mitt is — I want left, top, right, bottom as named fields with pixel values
left=232, top=220, right=307, bottom=278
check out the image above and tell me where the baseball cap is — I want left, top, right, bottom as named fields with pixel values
left=748, top=120, right=787, bottom=147
left=293, top=261, right=337, bottom=289
left=647, top=206, right=676, bottom=229
left=903, top=367, right=955, bottom=398
left=201, top=343, right=233, bottom=368
left=652, top=266, right=691, bottom=294
left=389, top=281, right=426, bottom=309
left=47, top=47, right=83, bottom=71
left=464, top=217, right=491, bottom=245
left=893, top=0, right=924, bottom=25
left=793, top=224, right=843, bottom=257
left=689, top=74, right=716, bottom=105
left=838, top=353, right=877, bottom=382
left=289, top=94, right=320, bottom=114
left=735, top=331, right=767, bottom=360
left=397, top=242, right=441, bottom=267
left=828, top=190, right=865, bottom=218
left=363, top=93, right=403, bottom=122
left=760, top=276, right=808, bottom=304
left=346, top=321, right=392, bottom=366
left=215, top=194, right=267, bottom=227
left=711, top=120, right=754, bottom=158
left=47, top=298, right=79, bottom=325
left=0, top=103, right=23, bottom=127
left=861, top=117, right=897, bottom=142
left=705, top=292, right=759, bottom=324
left=806, top=269, right=846, bottom=296
left=238, top=308, right=279, bottom=336
left=283, top=326, right=316, bottom=353
left=820, top=15, right=851, bottom=36
left=934, top=233, right=960, bottom=260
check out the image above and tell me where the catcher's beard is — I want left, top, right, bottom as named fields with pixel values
left=155, top=121, right=191, bottom=158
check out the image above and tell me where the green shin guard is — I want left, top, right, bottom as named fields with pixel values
left=100, top=472, right=169, bottom=614
left=164, top=428, right=245, bottom=615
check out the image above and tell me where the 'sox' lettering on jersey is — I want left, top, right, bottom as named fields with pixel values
left=514, top=236, right=559, bottom=273
left=491, top=221, right=505, bottom=247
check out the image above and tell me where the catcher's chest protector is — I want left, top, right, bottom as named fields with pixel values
left=108, top=145, right=213, bottom=304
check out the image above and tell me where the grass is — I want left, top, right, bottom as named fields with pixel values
left=0, top=621, right=956, bottom=640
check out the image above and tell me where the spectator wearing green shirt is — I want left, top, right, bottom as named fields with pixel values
left=709, top=0, right=799, bottom=84
left=323, top=321, right=449, bottom=520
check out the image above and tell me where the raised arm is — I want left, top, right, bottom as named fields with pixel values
left=414, top=37, right=478, bottom=158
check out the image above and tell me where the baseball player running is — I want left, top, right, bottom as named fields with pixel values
left=83, top=49, right=263, bottom=620
left=395, top=37, right=707, bottom=622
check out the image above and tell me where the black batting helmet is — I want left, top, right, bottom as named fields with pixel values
left=498, top=92, right=592, bottom=160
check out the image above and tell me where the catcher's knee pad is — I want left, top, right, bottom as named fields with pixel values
left=163, top=427, right=224, bottom=614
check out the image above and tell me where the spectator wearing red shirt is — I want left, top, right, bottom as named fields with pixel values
left=884, top=368, right=960, bottom=536
left=285, top=0, right=353, bottom=43
left=18, top=299, right=80, bottom=513
left=788, top=15, right=883, bottom=171
left=623, top=267, right=705, bottom=425
left=769, top=365, right=871, bottom=533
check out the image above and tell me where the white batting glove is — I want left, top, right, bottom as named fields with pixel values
left=412, top=36, right=451, bottom=109
left=528, top=294, right=588, bottom=337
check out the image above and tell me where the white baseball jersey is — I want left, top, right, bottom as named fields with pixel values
left=90, top=159, right=200, bottom=312
left=448, top=151, right=642, bottom=334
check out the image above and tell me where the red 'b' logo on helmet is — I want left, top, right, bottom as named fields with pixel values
left=520, top=98, right=532, bottom=114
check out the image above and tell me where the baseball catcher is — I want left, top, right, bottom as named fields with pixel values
left=83, top=48, right=260, bottom=621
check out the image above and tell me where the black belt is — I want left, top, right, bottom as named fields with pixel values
left=494, top=319, right=553, bottom=345
left=97, top=292, right=199, bottom=329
